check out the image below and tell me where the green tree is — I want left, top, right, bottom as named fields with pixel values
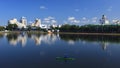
left=27, top=25, right=32, bottom=31
left=0, top=26, right=5, bottom=31
left=36, top=27, right=41, bottom=31
left=21, top=27, right=25, bottom=31
left=6, top=24, right=18, bottom=31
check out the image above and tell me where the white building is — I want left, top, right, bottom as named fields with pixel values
left=112, top=19, right=120, bottom=24
left=31, top=18, right=41, bottom=27
left=8, top=17, right=27, bottom=29
left=40, top=24, right=48, bottom=29
left=20, top=17, right=27, bottom=26
left=99, top=15, right=110, bottom=25
left=8, top=18, right=17, bottom=24
left=8, top=17, right=60, bottom=30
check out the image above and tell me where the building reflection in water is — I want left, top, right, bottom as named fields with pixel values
left=5, top=33, right=120, bottom=50
left=68, top=40, right=75, bottom=45
left=6, top=33, right=27, bottom=47
left=100, top=42, right=109, bottom=50
left=6, top=33, right=59, bottom=47
left=31, top=33, right=58, bottom=45
left=0, top=33, right=4, bottom=38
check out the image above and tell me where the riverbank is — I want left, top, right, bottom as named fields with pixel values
left=0, top=31, right=120, bottom=35
left=0, top=31, right=48, bottom=34
left=58, top=32, right=120, bottom=36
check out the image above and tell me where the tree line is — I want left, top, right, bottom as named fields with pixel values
left=1, top=24, right=120, bottom=33
left=0, top=26, right=5, bottom=31
left=59, top=24, right=120, bottom=33
left=59, top=34, right=120, bottom=43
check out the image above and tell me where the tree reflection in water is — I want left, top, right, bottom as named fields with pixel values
left=59, top=34, right=120, bottom=50
left=0, top=33, right=4, bottom=38
left=4, top=33, right=120, bottom=50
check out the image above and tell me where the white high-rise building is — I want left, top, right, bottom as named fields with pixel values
left=99, top=15, right=110, bottom=25
left=20, top=17, right=27, bottom=25
left=31, top=18, right=41, bottom=27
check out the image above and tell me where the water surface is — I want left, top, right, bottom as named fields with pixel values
left=0, top=33, right=120, bottom=68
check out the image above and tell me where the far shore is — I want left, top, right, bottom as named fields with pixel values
left=0, top=31, right=120, bottom=35
left=58, top=32, right=120, bottom=36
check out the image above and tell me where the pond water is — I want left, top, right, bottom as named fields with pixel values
left=0, top=33, right=120, bottom=68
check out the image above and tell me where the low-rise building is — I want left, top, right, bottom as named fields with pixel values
left=112, top=19, right=120, bottom=24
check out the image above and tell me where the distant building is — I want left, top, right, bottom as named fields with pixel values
left=112, top=19, right=120, bottom=24
left=31, top=18, right=41, bottom=27
left=58, top=25, right=62, bottom=28
left=8, top=17, right=60, bottom=30
left=99, top=15, right=110, bottom=25
left=40, top=24, right=48, bottom=29
left=8, top=17, right=27, bottom=29
left=20, top=17, right=27, bottom=26
left=8, top=18, right=17, bottom=24
left=52, top=24, right=57, bottom=28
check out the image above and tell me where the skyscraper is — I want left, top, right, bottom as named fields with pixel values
left=31, top=18, right=41, bottom=27
left=20, top=17, right=27, bottom=25
left=99, top=15, right=110, bottom=25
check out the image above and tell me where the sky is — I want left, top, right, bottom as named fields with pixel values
left=0, top=0, right=120, bottom=26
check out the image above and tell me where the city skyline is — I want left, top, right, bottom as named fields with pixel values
left=0, top=0, right=120, bottom=25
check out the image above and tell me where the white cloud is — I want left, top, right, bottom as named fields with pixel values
left=92, top=17, right=97, bottom=20
left=112, top=20, right=115, bottom=22
left=63, top=21, right=68, bottom=24
left=43, top=16, right=57, bottom=24
left=107, top=6, right=112, bottom=12
left=92, top=17, right=98, bottom=23
left=40, top=6, right=47, bottom=9
left=75, top=9, right=79, bottom=12
left=51, top=20, right=57, bottom=23
left=48, top=16, right=55, bottom=20
left=81, top=17, right=90, bottom=23
left=43, top=16, right=55, bottom=21
left=44, top=18, right=50, bottom=21
left=68, top=17, right=80, bottom=24
left=65, top=16, right=99, bottom=25
left=72, top=20, right=80, bottom=23
left=82, top=17, right=87, bottom=20
left=43, top=20, right=50, bottom=23
left=68, top=17, right=75, bottom=21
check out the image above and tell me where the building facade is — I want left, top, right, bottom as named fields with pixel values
left=99, top=15, right=110, bottom=25
left=31, top=18, right=41, bottom=27
left=8, top=17, right=27, bottom=29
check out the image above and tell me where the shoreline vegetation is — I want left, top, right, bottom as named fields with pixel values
left=0, top=24, right=120, bottom=35
left=0, top=31, right=120, bottom=36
